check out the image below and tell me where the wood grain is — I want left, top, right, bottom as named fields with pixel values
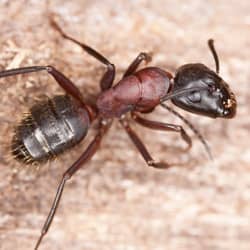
left=0, top=1, right=249, bottom=249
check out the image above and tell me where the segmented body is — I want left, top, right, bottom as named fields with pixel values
left=11, top=67, right=172, bottom=164
left=12, top=95, right=90, bottom=164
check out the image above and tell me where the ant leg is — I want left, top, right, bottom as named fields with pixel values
left=0, top=66, right=85, bottom=104
left=161, top=104, right=213, bottom=160
left=34, top=121, right=110, bottom=250
left=132, top=113, right=192, bottom=151
left=123, top=52, right=152, bottom=78
left=50, top=18, right=115, bottom=90
left=120, top=119, right=170, bottom=169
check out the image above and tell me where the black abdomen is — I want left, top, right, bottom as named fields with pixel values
left=12, top=95, right=90, bottom=164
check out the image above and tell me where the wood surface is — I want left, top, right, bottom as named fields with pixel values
left=0, top=1, right=249, bottom=249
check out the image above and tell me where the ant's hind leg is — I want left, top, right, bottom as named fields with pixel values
left=50, top=18, right=115, bottom=90
left=0, top=66, right=84, bottom=105
left=34, top=121, right=110, bottom=250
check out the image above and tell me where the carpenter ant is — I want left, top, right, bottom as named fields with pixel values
left=0, top=18, right=236, bottom=249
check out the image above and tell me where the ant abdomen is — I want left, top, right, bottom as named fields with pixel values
left=12, top=95, right=90, bottom=164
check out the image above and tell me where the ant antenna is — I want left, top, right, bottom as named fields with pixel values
left=160, top=103, right=213, bottom=161
left=160, top=86, right=208, bottom=103
left=208, top=39, right=220, bottom=74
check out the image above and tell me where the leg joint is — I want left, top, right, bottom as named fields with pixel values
left=147, top=160, right=155, bottom=167
left=138, top=52, right=152, bottom=62
left=108, top=63, right=115, bottom=69
left=46, top=65, right=54, bottom=72
left=63, top=172, right=71, bottom=181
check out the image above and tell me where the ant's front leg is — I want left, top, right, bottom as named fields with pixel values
left=131, top=113, right=192, bottom=151
left=123, top=52, right=152, bottom=78
left=161, top=104, right=213, bottom=160
left=120, top=119, right=170, bottom=169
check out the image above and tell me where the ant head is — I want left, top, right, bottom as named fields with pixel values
left=171, top=63, right=236, bottom=118
left=170, top=40, right=236, bottom=119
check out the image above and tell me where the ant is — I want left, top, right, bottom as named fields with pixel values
left=0, top=18, right=236, bottom=249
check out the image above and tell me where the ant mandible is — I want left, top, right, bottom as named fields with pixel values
left=0, top=18, right=236, bottom=249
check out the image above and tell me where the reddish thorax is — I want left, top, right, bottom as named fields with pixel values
left=96, top=67, right=172, bottom=118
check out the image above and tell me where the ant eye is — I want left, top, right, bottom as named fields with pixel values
left=208, top=83, right=216, bottom=92
left=188, top=91, right=201, bottom=102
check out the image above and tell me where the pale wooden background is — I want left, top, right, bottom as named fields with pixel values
left=0, top=0, right=249, bottom=250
